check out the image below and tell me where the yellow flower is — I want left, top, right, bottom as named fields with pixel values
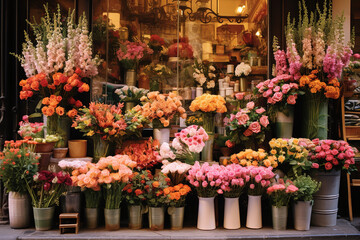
left=270, top=149, right=277, bottom=155
left=278, top=155, right=285, bottom=163
left=86, top=130, right=95, bottom=137
left=84, top=120, right=91, bottom=126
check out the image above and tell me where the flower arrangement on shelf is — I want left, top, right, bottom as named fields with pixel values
left=148, top=34, right=166, bottom=55
left=185, top=115, right=203, bottom=126
left=293, top=175, right=321, bottom=202
left=224, top=102, right=269, bottom=148
left=168, top=37, right=194, bottom=59
left=123, top=170, right=153, bottom=205
left=161, top=160, right=192, bottom=186
left=143, top=63, right=173, bottom=91
left=18, top=115, right=44, bottom=139
left=165, top=183, right=192, bottom=208
left=116, top=41, right=153, bottom=70
left=247, top=166, right=275, bottom=196
left=228, top=149, right=278, bottom=168
left=193, top=59, right=217, bottom=93
left=139, top=92, right=186, bottom=128
left=158, top=125, right=209, bottom=164
left=145, top=172, right=171, bottom=207
left=268, top=138, right=312, bottom=178
left=235, top=62, right=252, bottom=77
left=219, top=164, right=249, bottom=198
left=96, top=155, right=137, bottom=209
left=26, top=170, right=72, bottom=208
left=189, top=94, right=227, bottom=134
left=116, top=138, right=160, bottom=170
left=0, top=140, right=39, bottom=194
left=267, top=179, right=298, bottom=208
left=115, top=86, right=149, bottom=104
left=309, top=139, right=356, bottom=172
left=187, top=162, right=223, bottom=197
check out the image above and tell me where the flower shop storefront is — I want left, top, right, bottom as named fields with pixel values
left=0, top=0, right=360, bottom=239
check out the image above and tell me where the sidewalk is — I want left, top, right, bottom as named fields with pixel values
left=0, top=219, right=359, bottom=240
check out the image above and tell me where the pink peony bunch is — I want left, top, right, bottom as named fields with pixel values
left=218, top=164, right=250, bottom=197
left=267, top=179, right=298, bottom=207
left=309, top=139, right=356, bottom=172
left=247, top=165, right=275, bottom=196
left=18, top=115, right=44, bottom=139
left=224, top=102, right=269, bottom=146
left=117, top=41, right=153, bottom=69
left=255, top=74, right=299, bottom=106
left=187, top=161, right=223, bottom=197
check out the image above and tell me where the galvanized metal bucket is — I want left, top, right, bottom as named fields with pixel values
left=272, top=205, right=288, bottom=230
left=85, top=208, right=98, bottom=229
left=293, top=201, right=312, bottom=231
left=168, top=207, right=185, bottom=230
left=104, top=208, right=121, bottom=231
left=128, top=205, right=143, bottom=230
left=148, top=207, right=164, bottom=230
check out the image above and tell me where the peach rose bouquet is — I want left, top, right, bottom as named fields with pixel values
left=139, top=91, right=186, bottom=128
left=224, top=102, right=269, bottom=149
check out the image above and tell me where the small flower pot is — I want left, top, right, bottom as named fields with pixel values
left=294, top=201, right=312, bottom=231
left=35, top=142, right=55, bottom=153
left=197, top=197, right=216, bottom=230
left=246, top=195, right=262, bottom=229
left=53, top=148, right=68, bottom=158
left=68, top=140, right=87, bottom=158
left=33, top=207, right=55, bottom=231
left=224, top=197, right=240, bottom=229
left=153, top=128, right=170, bottom=145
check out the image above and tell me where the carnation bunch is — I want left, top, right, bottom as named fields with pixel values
left=247, top=166, right=275, bottom=196
left=158, top=125, right=209, bottom=164
left=267, top=179, right=298, bottom=207
left=187, top=161, right=223, bottom=197
left=235, top=62, right=252, bottom=77
left=224, top=102, right=269, bottom=147
left=18, top=115, right=44, bottom=139
left=218, top=164, right=249, bottom=198
left=139, top=92, right=186, bottom=128
left=161, top=160, right=192, bottom=185
left=229, top=149, right=278, bottom=168
left=193, top=59, right=217, bottom=93
left=309, top=139, right=356, bottom=172
left=117, top=41, right=153, bottom=69
left=164, top=183, right=191, bottom=208
left=123, top=170, right=153, bottom=205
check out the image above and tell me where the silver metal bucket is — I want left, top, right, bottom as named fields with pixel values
left=294, top=201, right=312, bottom=230
left=85, top=208, right=98, bottom=229
left=168, top=207, right=185, bottom=230
left=272, top=205, right=288, bottom=230
left=104, top=208, right=121, bottom=231
left=128, top=205, right=142, bottom=229
left=148, top=207, right=164, bottom=230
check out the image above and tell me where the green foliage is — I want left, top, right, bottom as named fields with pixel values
left=293, top=175, right=321, bottom=201
left=84, top=188, right=102, bottom=208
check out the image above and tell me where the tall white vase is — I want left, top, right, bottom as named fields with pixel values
left=224, top=197, right=240, bottom=229
left=153, top=128, right=170, bottom=145
left=197, top=197, right=216, bottom=230
left=246, top=195, right=262, bottom=229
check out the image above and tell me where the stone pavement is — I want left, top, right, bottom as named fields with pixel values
left=0, top=219, right=359, bottom=240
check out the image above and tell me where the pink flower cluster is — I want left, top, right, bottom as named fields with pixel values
left=309, top=139, right=355, bottom=171
left=274, top=50, right=288, bottom=75
left=286, top=43, right=302, bottom=80
left=267, top=182, right=298, bottom=195
left=255, top=74, right=299, bottom=105
left=218, top=164, right=249, bottom=195
left=117, top=41, right=153, bottom=62
left=174, top=125, right=209, bottom=153
left=18, top=115, right=44, bottom=139
left=323, top=46, right=353, bottom=79
left=247, top=166, right=275, bottom=195
left=266, top=179, right=298, bottom=207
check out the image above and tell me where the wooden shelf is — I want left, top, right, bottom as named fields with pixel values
left=347, top=137, right=360, bottom=141
left=345, top=111, right=360, bottom=114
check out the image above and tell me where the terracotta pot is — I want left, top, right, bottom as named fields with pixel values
left=35, top=142, right=55, bottom=153
left=68, top=140, right=87, bottom=158
left=53, top=148, right=68, bottom=158
left=39, top=152, right=53, bottom=171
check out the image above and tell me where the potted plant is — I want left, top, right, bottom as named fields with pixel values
left=25, top=170, right=72, bottom=230
left=267, top=179, right=298, bottom=230
left=187, top=161, right=223, bottom=230
left=0, top=139, right=39, bottom=228
left=144, top=173, right=170, bottom=230
left=34, top=135, right=60, bottom=171
left=138, top=92, right=186, bottom=145
left=157, top=125, right=209, bottom=164
left=246, top=166, right=275, bottom=229
left=122, top=170, right=152, bottom=229
left=190, top=94, right=227, bottom=162
left=143, top=63, right=173, bottom=91
left=293, top=175, right=321, bottom=230
left=219, top=164, right=248, bottom=229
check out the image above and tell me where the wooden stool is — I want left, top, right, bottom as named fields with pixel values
left=59, top=213, right=79, bottom=234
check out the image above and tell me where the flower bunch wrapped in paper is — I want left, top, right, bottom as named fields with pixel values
left=161, top=160, right=192, bottom=186
left=218, top=164, right=250, bottom=198
left=189, top=94, right=227, bottom=133
left=267, top=179, right=298, bottom=207
left=139, top=92, right=186, bottom=128
left=117, top=41, right=153, bottom=69
left=123, top=170, right=153, bottom=205
left=229, top=149, right=278, bottom=168
left=18, top=115, right=44, bottom=139
left=115, top=86, right=149, bottom=104
left=224, top=101, right=269, bottom=148
left=187, top=161, right=223, bottom=197
left=247, top=166, right=275, bottom=196
left=158, top=125, right=209, bottom=164
left=193, top=59, right=217, bottom=93
left=116, top=138, right=160, bottom=170
left=309, top=139, right=356, bottom=172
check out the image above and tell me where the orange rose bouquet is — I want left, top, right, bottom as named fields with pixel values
left=228, top=149, right=278, bottom=168
left=139, top=91, right=186, bottom=128
left=164, top=183, right=191, bottom=208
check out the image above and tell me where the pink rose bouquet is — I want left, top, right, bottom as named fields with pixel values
left=158, top=125, right=208, bottom=164
left=18, top=115, right=44, bottom=139
left=218, top=164, right=250, bottom=198
left=224, top=102, right=269, bottom=148
left=187, top=161, right=223, bottom=197
left=246, top=166, right=275, bottom=196
left=309, top=139, right=356, bottom=172
left=117, top=41, right=153, bottom=69
left=267, top=179, right=298, bottom=207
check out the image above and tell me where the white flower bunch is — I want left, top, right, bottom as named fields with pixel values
left=115, top=86, right=149, bottom=102
left=235, top=62, right=252, bottom=77
left=14, top=6, right=101, bottom=78
left=58, top=160, right=88, bottom=171
left=193, top=59, right=216, bottom=89
left=161, top=160, right=192, bottom=175
left=159, top=142, right=176, bottom=160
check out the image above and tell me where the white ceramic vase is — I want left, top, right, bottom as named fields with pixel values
left=224, top=197, right=240, bottom=229
left=197, top=197, right=216, bottom=230
left=246, top=195, right=262, bottom=229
